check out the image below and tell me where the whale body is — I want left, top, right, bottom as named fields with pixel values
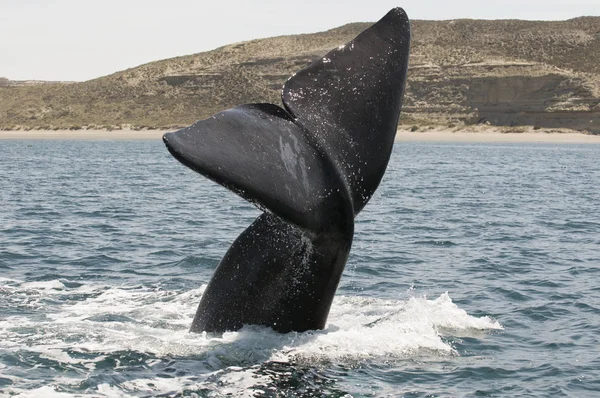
left=163, top=8, right=410, bottom=333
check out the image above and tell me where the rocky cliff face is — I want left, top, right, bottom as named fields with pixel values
left=404, top=63, right=599, bottom=131
left=1, top=18, right=599, bottom=132
left=403, top=18, right=600, bottom=132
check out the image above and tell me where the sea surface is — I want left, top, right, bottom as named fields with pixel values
left=0, top=139, right=599, bottom=397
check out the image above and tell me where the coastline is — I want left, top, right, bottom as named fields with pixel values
left=1, top=128, right=600, bottom=143
left=0, top=130, right=167, bottom=140
left=395, top=129, right=600, bottom=143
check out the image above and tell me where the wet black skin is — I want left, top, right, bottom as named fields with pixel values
left=163, top=8, right=410, bottom=333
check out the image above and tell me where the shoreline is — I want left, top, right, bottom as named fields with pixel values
left=1, top=128, right=599, bottom=144
left=395, top=129, right=600, bottom=143
left=0, top=130, right=167, bottom=140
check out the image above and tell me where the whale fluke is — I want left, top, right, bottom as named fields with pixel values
left=283, top=8, right=410, bottom=214
left=163, top=8, right=410, bottom=333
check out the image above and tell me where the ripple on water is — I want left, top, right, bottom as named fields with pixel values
left=1, top=141, right=600, bottom=396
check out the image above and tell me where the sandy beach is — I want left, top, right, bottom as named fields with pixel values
left=395, top=129, right=600, bottom=143
left=0, top=130, right=167, bottom=140
left=1, top=128, right=600, bottom=143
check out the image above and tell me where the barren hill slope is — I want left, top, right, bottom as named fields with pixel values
left=1, top=18, right=599, bottom=132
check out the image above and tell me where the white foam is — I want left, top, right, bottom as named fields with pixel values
left=10, top=386, right=78, bottom=398
left=215, top=367, right=273, bottom=397
left=404, top=292, right=503, bottom=332
left=0, top=281, right=502, bottom=397
left=264, top=292, right=502, bottom=363
left=21, top=280, right=66, bottom=291
left=0, top=277, right=20, bottom=283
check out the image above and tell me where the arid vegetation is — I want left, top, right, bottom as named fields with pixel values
left=1, top=18, right=599, bottom=132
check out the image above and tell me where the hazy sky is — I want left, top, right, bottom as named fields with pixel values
left=1, top=0, right=599, bottom=81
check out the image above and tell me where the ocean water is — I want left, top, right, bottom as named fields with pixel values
left=0, top=139, right=599, bottom=397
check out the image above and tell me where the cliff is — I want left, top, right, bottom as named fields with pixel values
left=1, top=18, right=599, bottom=132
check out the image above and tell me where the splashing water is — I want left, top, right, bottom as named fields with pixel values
left=0, top=277, right=500, bottom=397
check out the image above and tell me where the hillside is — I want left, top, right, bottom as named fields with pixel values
left=1, top=18, right=599, bottom=132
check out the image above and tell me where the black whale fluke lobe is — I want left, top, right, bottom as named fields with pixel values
left=163, top=8, right=410, bottom=333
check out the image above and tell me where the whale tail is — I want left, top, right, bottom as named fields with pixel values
left=163, top=8, right=410, bottom=333
left=189, top=213, right=352, bottom=333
